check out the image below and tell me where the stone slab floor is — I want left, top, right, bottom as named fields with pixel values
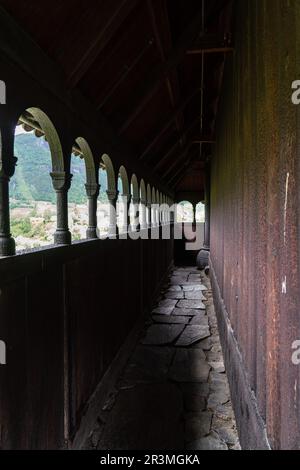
left=86, top=267, right=240, bottom=451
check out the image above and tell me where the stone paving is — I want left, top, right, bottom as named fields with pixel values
left=86, top=267, right=240, bottom=450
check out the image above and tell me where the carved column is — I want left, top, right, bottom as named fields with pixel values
left=0, top=169, right=16, bottom=256
left=85, top=183, right=100, bottom=239
left=106, top=189, right=118, bottom=238
left=0, top=124, right=17, bottom=257
left=119, top=194, right=130, bottom=235
left=140, top=198, right=147, bottom=230
left=170, top=202, right=175, bottom=224
left=193, top=203, right=197, bottom=226
left=126, top=194, right=131, bottom=233
left=147, top=203, right=152, bottom=228
left=204, top=162, right=211, bottom=250
left=131, top=196, right=140, bottom=231
left=161, top=203, right=164, bottom=226
left=151, top=204, right=156, bottom=227
left=165, top=204, right=168, bottom=224
left=51, top=172, right=72, bottom=245
left=156, top=204, right=159, bottom=227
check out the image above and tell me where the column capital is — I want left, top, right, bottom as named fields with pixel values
left=85, top=182, right=100, bottom=198
left=0, top=156, right=18, bottom=179
left=132, top=197, right=140, bottom=205
left=121, top=193, right=131, bottom=204
left=50, top=172, right=72, bottom=191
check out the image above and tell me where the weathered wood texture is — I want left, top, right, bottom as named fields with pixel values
left=210, top=0, right=300, bottom=450
left=0, top=232, right=173, bottom=449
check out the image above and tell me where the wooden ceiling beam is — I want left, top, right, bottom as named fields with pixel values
left=154, top=116, right=201, bottom=170
left=118, top=0, right=231, bottom=135
left=167, top=162, right=188, bottom=186
left=166, top=148, right=198, bottom=185
left=186, top=46, right=233, bottom=54
left=192, top=140, right=215, bottom=144
left=162, top=145, right=192, bottom=178
left=171, top=168, right=188, bottom=188
left=140, top=87, right=201, bottom=161
left=67, top=0, right=139, bottom=88
left=118, top=6, right=209, bottom=135
left=97, top=37, right=154, bottom=110
left=146, top=0, right=184, bottom=137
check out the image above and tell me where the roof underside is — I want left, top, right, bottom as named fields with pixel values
left=1, top=0, right=233, bottom=194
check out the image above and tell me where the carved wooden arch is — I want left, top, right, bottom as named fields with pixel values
left=118, top=165, right=129, bottom=197
left=101, top=154, right=116, bottom=193
left=75, top=137, right=97, bottom=185
left=156, top=189, right=160, bottom=206
left=147, top=183, right=152, bottom=205
left=130, top=173, right=139, bottom=201
left=152, top=187, right=156, bottom=205
left=26, top=107, right=64, bottom=173
left=140, top=178, right=146, bottom=203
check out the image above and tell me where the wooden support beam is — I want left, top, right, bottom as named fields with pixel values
left=167, top=160, right=190, bottom=186
left=162, top=146, right=192, bottom=178
left=68, top=0, right=139, bottom=88
left=154, top=117, right=200, bottom=170
left=146, top=0, right=184, bottom=137
left=192, top=140, right=215, bottom=144
left=167, top=151, right=196, bottom=185
left=97, top=38, right=154, bottom=110
left=171, top=168, right=187, bottom=187
left=118, top=5, right=216, bottom=135
left=167, top=147, right=199, bottom=185
left=140, top=87, right=201, bottom=161
left=186, top=46, right=234, bottom=54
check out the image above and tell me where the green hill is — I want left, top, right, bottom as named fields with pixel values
left=11, top=133, right=108, bottom=205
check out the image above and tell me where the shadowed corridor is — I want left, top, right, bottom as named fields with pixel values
left=77, top=267, right=239, bottom=451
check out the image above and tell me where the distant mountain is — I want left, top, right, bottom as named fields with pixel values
left=11, top=133, right=108, bottom=204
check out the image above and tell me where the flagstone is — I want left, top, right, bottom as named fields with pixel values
left=142, top=324, right=185, bottom=345
left=152, top=315, right=190, bottom=324
left=152, top=306, right=174, bottom=316
left=169, top=349, right=211, bottom=382
left=177, top=299, right=206, bottom=309
left=176, top=325, right=210, bottom=346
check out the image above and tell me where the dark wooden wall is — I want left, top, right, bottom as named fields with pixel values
left=210, top=0, right=300, bottom=450
left=0, top=233, right=173, bottom=449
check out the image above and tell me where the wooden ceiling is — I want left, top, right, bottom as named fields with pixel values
left=0, top=0, right=233, bottom=194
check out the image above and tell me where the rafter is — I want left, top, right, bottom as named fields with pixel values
left=192, top=140, right=215, bottom=144
left=154, top=116, right=200, bottom=170
left=171, top=169, right=187, bottom=188
left=118, top=0, right=230, bottom=135
left=118, top=10, right=205, bottom=135
left=146, top=0, right=184, bottom=137
left=97, top=37, right=154, bottom=110
left=154, top=116, right=213, bottom=171
left=186, top=46, right=234, bottom=54
left=67, top=0, right=139, bottom=88
left=167, top=165, right=186, bottom=186
left=140, top=87, right=201, bottom=161
left=162, top=145, right=192, bottom=178
left=166, top=148, right=198, bottom=185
